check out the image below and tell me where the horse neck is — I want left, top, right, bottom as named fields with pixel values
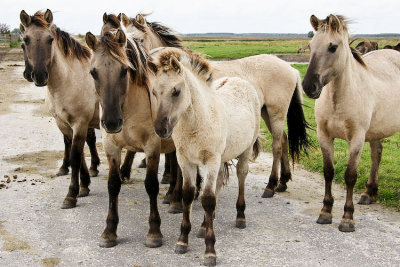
left=177, top=71, right=213, bottom=133
left=329, top=49, right=364, bottom=98
left=146, top=30, right=164, bottom=49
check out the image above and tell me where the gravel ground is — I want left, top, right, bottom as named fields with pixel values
left=0, top=62, right=400, bottom=267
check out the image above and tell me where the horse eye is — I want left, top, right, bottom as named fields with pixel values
left=120, top=68, right=128, bottom=78
left=90, top=69, right=98, bottom=80
left=23, top=37, right=30, bottom=45
left=172, top=87, right=181, bottom=97
left=48, top=37, right=54, bottom=44
left=328, top=44, right=338, bottom=53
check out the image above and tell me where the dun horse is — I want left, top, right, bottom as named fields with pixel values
left=303, top=14, right=400, bottom=232
left=20, top=9, right=101, bottom=208
left=19, top=22, right=102, bottom=179
left=150, top=48, right=261, bottom=266
left=85, top=29, right=182, bottom=248
left=121, top=13, right=311, bottom=198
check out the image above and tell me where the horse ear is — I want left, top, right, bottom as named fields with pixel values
left=170, top=56, right=181, bottom=73
left=85, top=32, right=98, bottom=51
left=310, top=15, right=319, bottom=31
left=116, top=29, right=126, bottom=47
left=103, top=13, right=108, bottom=24
left=329, top=14, right=340, bottom=32
left=44, top=9, right=53, bottom=24
left=147, top=59, right=158, bottom=74
left=20, top=10, right=31, bottom=27
left=120, top=13, right=131, bottom=27
left=19, top=24, right=25, bottom=34
left=135, top=14, right=146, bottom=25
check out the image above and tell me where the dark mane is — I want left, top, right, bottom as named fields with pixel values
left=156, top=48, right=213, bottom=83
left=105, top=14, right=121, bottom=28
left=147, top=22, right=183, bottom=48
left=130, top=14, right=183, bottom=48
left=100, top=32, right=150, bottom=88
left=350, top=47, right=367, bottom=67
left=30, top=12, right=91, bottom=61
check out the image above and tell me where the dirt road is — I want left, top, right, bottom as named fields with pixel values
left=0, top=61, right=399, bottom=266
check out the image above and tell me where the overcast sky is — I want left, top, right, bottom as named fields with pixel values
left=2, top=0, right=399, bottom=35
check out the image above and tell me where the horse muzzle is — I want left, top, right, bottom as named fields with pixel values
left=32, top=71, right=48, bottom=87
left=302, top=74, right=323, bottom=99
left=101, top=118, right=123, bottom=134
left=154, top=117, right=173, bottom=138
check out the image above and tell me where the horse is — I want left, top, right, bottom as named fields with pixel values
left=303, top=14, right=400, bottom=232
left=297, top=44, right=310, bottom=54
left=354, top=40, right=378, bottom=54
left=85, top=29, right=184, bottom=248
left=20, top=9, right=103, bottom=209
left=121, top=13, right=311, bottom=198
left=149, top=47, right=261, bottom=266
left=384, top=43, right=400, bottom=52
left=19, top=22, right=103, bottom=179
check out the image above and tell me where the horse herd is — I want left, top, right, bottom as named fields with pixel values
left=17, top=9, right=400, bottom=266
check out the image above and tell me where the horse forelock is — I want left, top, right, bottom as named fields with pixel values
left=105, top=14, right=121, bottom=28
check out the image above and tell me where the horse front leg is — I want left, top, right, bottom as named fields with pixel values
left=99, top=142, right=122, bottom=248
left=168, top=152, right=183, bottom=214
left=120, top=150, right=136, bottom=181
left=86, top=128, right=100, bottom=177
left=77, top=150, right=91, bottom=197
left=175, top=161, right=197, bottom=254
left=161, top=152, right=172, bottom=184
left=316, top=131, right=335, bottom=224
left=339, top=134, right=365, bottom=232
left=144, top=150, right=163, bottom=248
left=358, top=140, right=382, bottom=205
left=57, top=134, right=71, bottom=176
left=61, top=127, right=87, bottom=209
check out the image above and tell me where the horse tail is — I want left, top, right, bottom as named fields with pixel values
left=251, top=135, right=264, bottom=161
left=287, top=71, right=312, bottom=162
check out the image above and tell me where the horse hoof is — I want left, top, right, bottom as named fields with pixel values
left=163, top=194, right=171, bottom=204
left=175, top=244, right=188, bottom=254
left=99, top=238, right=117, bottom=248
left=358, top=195, right=373, bottom=205
left=61, top=198, right=77, bottom=209
left=204, top=256, right=217, bottom=266
left=275, top=183, right=287, bottom=192
left=316, top=214, right=332, bottom=224
left=138, top=160, right=146, bottom=168
left=339, top=220, right=355, bottom=232
left=235, top=219, right=246, bottom=229
left=89, top=169, right=99, bottom=177
left=145, top=237, right=163, bottom=248
left=56, top=168, right=69, bottom=176
left=196, top=228, right=205, bottom=238
left=161, top=173, right=171, bottom=184
left=168, top=202, right=183, bottom=214
left=78, top=187, right=90, bottom=198
left=261, top=188, right=274, bottom=198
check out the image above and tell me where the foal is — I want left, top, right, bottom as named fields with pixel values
left=150, top=48, right=261, bottom=266
left=303, top=14, right=400, bottom=232
left=20, top=9, right=100, bottom=208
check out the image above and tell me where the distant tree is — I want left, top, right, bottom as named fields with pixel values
left=307, top=31, right=314, bottom=38
left=0, top=23, right=10, bottom=34
left=11, top=28, right=21, bottom=35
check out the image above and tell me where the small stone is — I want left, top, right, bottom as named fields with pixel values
left=6, top=178, right=11, bottom=183
left=13, top=175, right=17, bottom=179
left=14, top=167, right=21, bottom=171
left=286, top=202, right=290, bottom=204
left=0, top=184, right=5, bottom=188
left=31, top=183, right=36, bottom=185
left=4, top=175, right=9, bottom=179
left=258, top=201, right=262, bottom=204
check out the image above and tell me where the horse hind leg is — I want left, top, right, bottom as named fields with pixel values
left=276, top=131, right=291, bottom=192
left=57, top=134, right=71, bottom=176
left=358, top=140, right=382, bottom=205
left=161, top=152, right=172, bottom=184
left=86, top=128, right=100, bottom=177
left=235, top=148, right=252, bottom=229
left=120, top=150, right=135, bottom=181
left=78, top=150, right=91, bottom=197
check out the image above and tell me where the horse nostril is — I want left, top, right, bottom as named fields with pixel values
left=118, top=119, right=123, bottom=126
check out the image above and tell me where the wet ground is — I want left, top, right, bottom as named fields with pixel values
left=0, top=61, right=400, bottom=266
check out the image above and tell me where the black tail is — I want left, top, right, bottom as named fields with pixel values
left=287, top=82, right=312, bottom=162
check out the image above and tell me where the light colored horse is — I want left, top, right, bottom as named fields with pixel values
left=303, top=14, right=400, bottom=232
left=121, top=13, right=310, bottom=198
left=85, top=29, right=179, bottom=248
left=20, top=9, right=100, bottom=209
left=149, top=48, right=261, bottom=266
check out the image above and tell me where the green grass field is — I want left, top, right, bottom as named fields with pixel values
left=188, top=38, right=400, bottom=208
left=183, top=37, right=400, bottom=60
